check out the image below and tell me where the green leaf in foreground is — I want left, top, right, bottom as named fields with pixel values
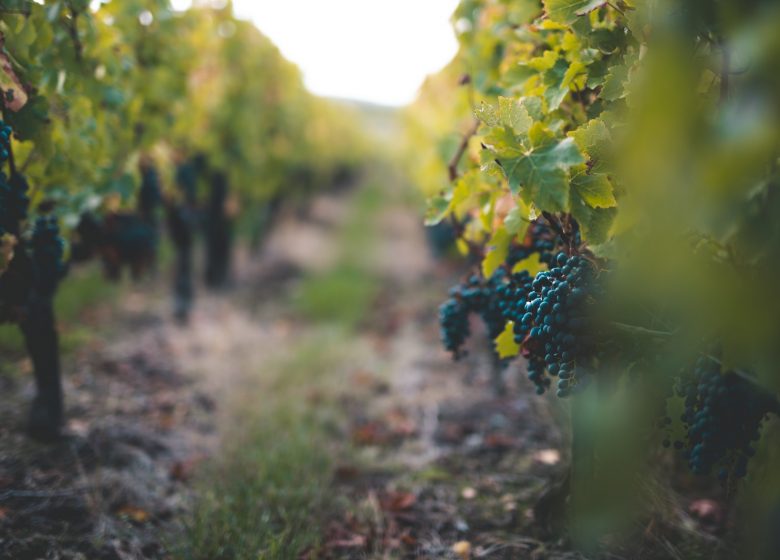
left=572, top=173, right=617, bottom=208
left=569, top=185, right=617, bottom=244
left=500, top=135, right=584, bottom=212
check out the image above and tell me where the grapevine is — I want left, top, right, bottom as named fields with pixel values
left=413, top=0, right=780, bottom=547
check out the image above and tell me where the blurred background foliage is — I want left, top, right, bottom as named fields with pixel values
left=0, top=0, right=366, bottom=234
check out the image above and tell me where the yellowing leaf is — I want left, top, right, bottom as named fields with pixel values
left=572, top=173, right=617, bottom=208
left=495, top=322, right=521, bottom=359
left=482, top=227, right=511, bottom=277
left=539, top=20, right=568, bottom=31
left=528, top=50, right=558, bottom=72
left=563, top=60, right=587, bottom=90
left=512, top=253, right=548, bottom=276
left=456, top=238, right=470, bottom=256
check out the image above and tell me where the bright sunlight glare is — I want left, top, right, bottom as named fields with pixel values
left=173, top=0, right=460, bottom=106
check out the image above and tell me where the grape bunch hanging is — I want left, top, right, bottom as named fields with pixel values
left=676, top=356, right=780, bottom=480
left=438, top=219, right=602, bottom=397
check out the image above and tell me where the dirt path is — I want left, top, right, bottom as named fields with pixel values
left=0, top=178, right=570, bottom=559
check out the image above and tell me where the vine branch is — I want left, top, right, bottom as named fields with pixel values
left=67, top=3, right=83, bottom=63
left=448, top=119, right=479, bottom=182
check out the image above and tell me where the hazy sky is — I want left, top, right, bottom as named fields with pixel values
left=173, top=0, right=460, bottom=106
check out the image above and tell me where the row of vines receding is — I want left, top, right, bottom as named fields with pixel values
left=0, top=0, right=366, bottom=441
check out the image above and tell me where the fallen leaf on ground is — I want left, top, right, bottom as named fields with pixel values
left=533, top=449, right=561, bottom=465
left=117, top=505, right=151, bottom=523
left=350, top=369, right=379, bottom=387
left=333, top=464, right=361, bottom=481
left=385, top=408, right=418, bottom=437
left=484, top=433, right=515, bottom=449
left=352, top=422, right=389, bottom=446
left=170, top=455, right=205, bottom=482
left=381, top=491, right=417, bottom=512
left=452, top=540, right=471, bottom=559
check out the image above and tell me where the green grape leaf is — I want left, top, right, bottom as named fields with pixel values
left=499, top=133, right=584, bottom=212
left=601, top=61, right=630, bottom=101
left=570, top=187, right=617, bottom=244
left=572, top=172, right=617, bottom=208
left=495, top=321, right=521, bottom=359
left=425, top=195, right=451, bottom=226
left=476, top=96, right=532, bottom=135
left=543, top=58, right=571, bottom=110
left=483, top=126, right=524, bottom=158
left=504, top=205, right=530, bottom=237
left=544, top=0, right=608, bottom=25
left=570, top=118, right=611, bottom=172
left=5, top=95, right=49, bottom=140
left=520, top=96, right=544, bottom=121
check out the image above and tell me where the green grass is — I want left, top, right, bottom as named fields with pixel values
left=294, top=263, right=377, bottom=329
left=177, top=333, right=353, bottom=560
left=293, top=183, right=385, bottom=330
left=178, top=180, right=396, bottom=558
left=182, top=418, right=333, bottom=559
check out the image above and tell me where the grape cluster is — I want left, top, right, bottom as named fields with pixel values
left=0, top=121, right=11, bottom=162
left=506, top=221, right=557, bottom=268
left=439, top=274, right=489, bottom=358
left=678, top=356, right=778, bottom=479
left=439, top=297, right=470, bottom=358
left=439, top=248, right=601, bottom=399
left=512, top=252, right=597, bottom=396
left=439, top=267, right=534, bottom=359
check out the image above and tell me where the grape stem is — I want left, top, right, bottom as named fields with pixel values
left=611, top=322, right=676, bottom=338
